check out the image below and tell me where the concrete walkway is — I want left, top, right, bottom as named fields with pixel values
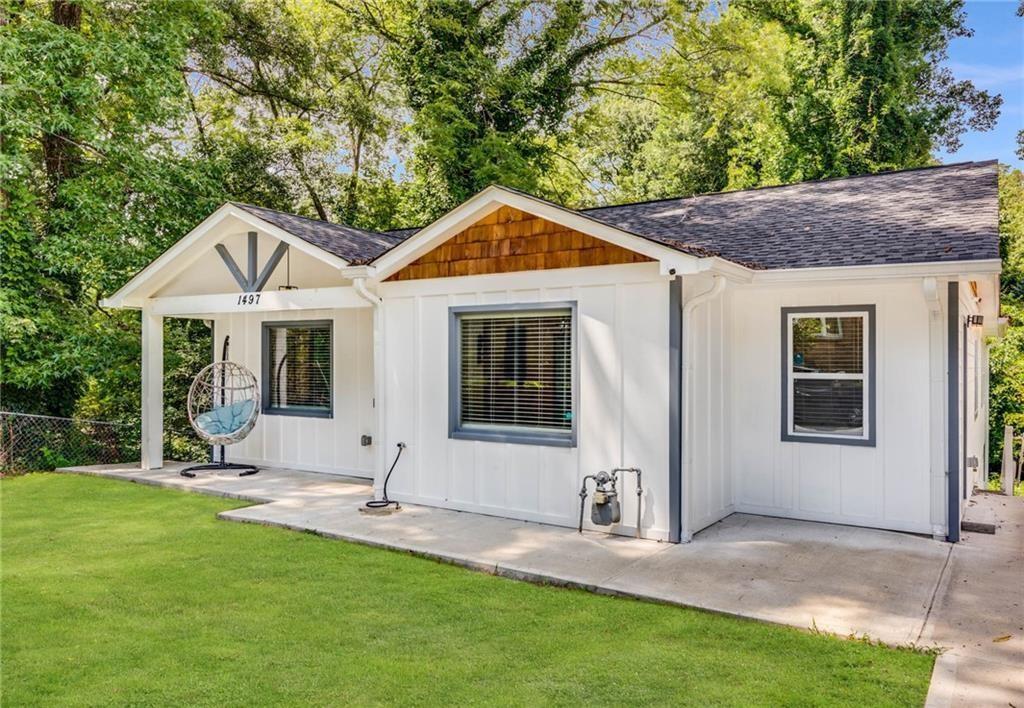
left=60, top=463, right=1022, bottom=705
left=921, top=492, right=1024, bottom=707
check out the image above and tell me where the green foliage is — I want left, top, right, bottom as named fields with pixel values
left=386, top=0, right=665, bottom=219
left=556, top=0, right=1003, bottom=203
left=0, top=0, right=1013, bottom=462
left=1, top=0, right=225, bottom=429
left=989, top=167, right=1024, bottom=464
left=189, top=0, right=401, bottom=228
left=1, top=474, right=936, bottom=705
left=987, top=474, right=1024, bottom=496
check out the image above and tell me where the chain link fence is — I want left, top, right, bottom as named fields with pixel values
left=0, top=412, right=139, bottom=474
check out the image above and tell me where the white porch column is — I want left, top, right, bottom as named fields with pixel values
left=141, top=303, right=164, bottom=469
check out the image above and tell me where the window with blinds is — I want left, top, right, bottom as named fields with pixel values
left=262, top=321, right=332, bottom=418
left=784, top=308, right=874, bottom=445
left=452, top=305, right=575, bottom=446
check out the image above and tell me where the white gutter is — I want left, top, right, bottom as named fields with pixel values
left=752, top=258, right=1001, bottom=284
left=351, top=275, right=388, bottom=499
left=680, top=274, right=726, bottom=541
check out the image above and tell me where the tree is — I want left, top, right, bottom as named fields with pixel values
left=750, top=0, right=1002, bottom=177
left=1, top=1, right=223, bottom=419
left=990, top=166, right=1024, bottom=465
left=561, top=0, right=1004, bottom=203
left=374, top=0, right=665, bottom=221
left=188, top=0, right=402, bottom=229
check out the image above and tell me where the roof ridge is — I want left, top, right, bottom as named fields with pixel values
left=581, top=159, right=999, bottom=212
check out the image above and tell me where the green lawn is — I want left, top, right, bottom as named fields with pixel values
left=1, top=474, right=934, bottom=706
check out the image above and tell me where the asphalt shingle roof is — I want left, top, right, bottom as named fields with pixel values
left=233, top=202, right=404, bottom=265
left=582, top=160, right=999, bottom=269
left=234, top=160, right=999, bottom=271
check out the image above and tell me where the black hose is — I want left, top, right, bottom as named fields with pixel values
left=365, top=442, right=405, bottom=509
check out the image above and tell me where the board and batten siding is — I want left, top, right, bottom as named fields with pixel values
left=727, top=280, right=937, bottom=535
left=379, top=262, right=672, bottom=540
left=683, top=275, right=734, bottom=536
left=214, top=307, right=376, bottom=477
left=959, top=282, right=989, bottom=506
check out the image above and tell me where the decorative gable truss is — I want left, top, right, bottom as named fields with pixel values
left=216, top=231, right=289, bottom=292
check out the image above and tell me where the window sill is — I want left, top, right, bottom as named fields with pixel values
left=262, top=408, right=333, bottom=420
left=450, top=428, right=575, bottom=448
left=781, top=432, right=875, bottom=447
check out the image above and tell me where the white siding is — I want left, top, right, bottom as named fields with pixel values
left=728, top=280, right=935, bottom=534
left=960, top=283, right=989, bottom=501
left=214, top=307, right=375, bottom=477
left=379, top=263, right=672, bottom=540
left=684, top=275, right=733, bottom=535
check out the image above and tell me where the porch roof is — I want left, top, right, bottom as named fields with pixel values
left=232, top=203, right=404, bottom=264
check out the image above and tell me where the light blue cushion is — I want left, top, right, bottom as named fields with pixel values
left=196, top=399, right=255, bottom=437
left=195, top=411, right=224, bottom=436
left=231, top=399, right=255, bottom=427
left=214, top=404, right=235, bottom=430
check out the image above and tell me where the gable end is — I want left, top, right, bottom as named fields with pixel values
left=386, top=206, right=652, bottom=281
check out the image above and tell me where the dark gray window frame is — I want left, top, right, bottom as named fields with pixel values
left=780, top=304, right=876, bottom=447
left=946, top=281, right=960, bottom=542
left=449, top=301, right=578, bottom=448
left=261, top=319, right=333, bottom=419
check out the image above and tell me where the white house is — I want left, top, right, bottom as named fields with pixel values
left=103, top=160, right=1003, bottom=543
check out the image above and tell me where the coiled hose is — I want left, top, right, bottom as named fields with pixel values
left=364, top=442, right=405, bottom=510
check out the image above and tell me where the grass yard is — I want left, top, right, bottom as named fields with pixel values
left=1, top=474, right=934, bottom=706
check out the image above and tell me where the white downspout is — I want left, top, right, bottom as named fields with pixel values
left=923, top=277, right=946, bottom=538
left=353, top=275, right=387, bottom=499
left=680, top=274, right=726, bottom=541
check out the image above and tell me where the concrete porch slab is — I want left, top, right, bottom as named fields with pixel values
left=59, top=462, right=944, bottom=645
left=601, top=514, right=951, bottom=645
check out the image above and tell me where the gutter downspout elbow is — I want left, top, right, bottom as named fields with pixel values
left=353, top=275, right=381, bottom=309
left=679, top=274, right=726, bottom=542
left=683, top=275, right=726, bottom=320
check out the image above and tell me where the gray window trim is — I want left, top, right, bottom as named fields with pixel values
left=668, top=276, right=683, bottom=543
left=449, top=301, right=578, bottom=448
left=946, top=282, right=960, bottom=542
left=780, top=304, right=876, bottom=447
left=261, top=319, right=333, bottom=419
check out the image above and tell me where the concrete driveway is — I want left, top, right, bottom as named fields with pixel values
left=60, top=463, right=1023, bottom=705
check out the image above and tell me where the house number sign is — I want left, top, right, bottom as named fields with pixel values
left=236, top=293, right=261, bottom=306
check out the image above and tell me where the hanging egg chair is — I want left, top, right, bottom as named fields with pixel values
left=180, top=360, right=260, bottom=478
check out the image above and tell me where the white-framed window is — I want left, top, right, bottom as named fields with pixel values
left=449, top=302, right=576, bottom=447
left=782, top=306, right=875, bottom=446
left=261, top=320, right=333, bottom=418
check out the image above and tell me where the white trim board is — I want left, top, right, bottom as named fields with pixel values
left=148, top=287, right=370, bottom=317
left=378, top=261, right=665, bottom=297
left=747, top=259, right=1001, bottom=283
